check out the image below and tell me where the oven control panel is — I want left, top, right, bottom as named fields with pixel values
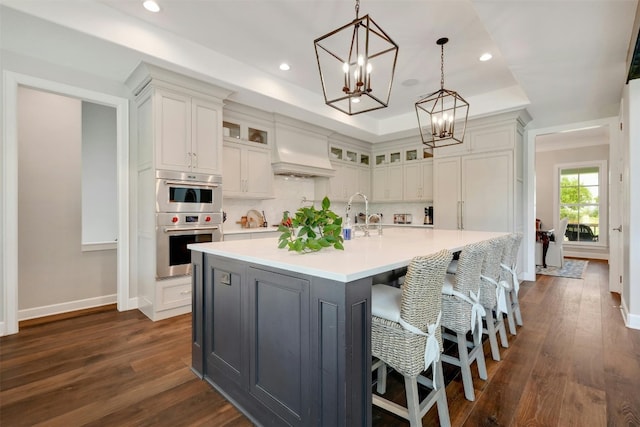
left=157, top=212, right=223, bottom=226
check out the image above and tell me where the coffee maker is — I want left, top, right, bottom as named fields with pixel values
left=423, top=206, right=434, bottom=225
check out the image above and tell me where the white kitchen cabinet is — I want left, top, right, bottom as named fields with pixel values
left=223, top=230, right=279, bottom=241
left=432, top=110, right=529, bottom=232
left=223, top=140, right=273, bottom=199
left=372, top=164, right=403, bottom=202
left=403, top=160, right=433, bottom=201
left=126, top=62, right=232, bottom=322
left=316, top=161, right=369, bottom=202
left=154, top=87, right=224, bottom=174
left=434, top=152, right=512, bottom=231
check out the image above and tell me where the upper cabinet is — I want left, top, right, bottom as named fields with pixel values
left=126, top=62, right=232, bottom=175
left=223, top=140, right=273, bottom=199
left=403, top=159, right=433, bottom=202
left=433, top=115, right=522, bottom=159
left=316, top=139, right=371, bottom=202
left=222, top=104, right=275, bottom=199
left=155, top=89, right=223, bottom=174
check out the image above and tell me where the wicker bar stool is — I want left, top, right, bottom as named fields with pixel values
left=371, top=249, right=453, bottom=427
left=501, top=232, right=524, bottom=334
left=440, top=240, right=489, bottom=402
left=479, top=236, right=510, bottom=361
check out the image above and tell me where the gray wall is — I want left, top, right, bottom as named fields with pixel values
left=17, top=87, right=116, bottom=313
left=535, top=143, right=609, bottom=258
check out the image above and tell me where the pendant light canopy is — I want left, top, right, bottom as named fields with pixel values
left=415, top=37, right=469, bottom=149
left=314, top=0, right=399, bottom=115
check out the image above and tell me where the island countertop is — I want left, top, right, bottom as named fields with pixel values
left=189, top=227, right=506, bottom=282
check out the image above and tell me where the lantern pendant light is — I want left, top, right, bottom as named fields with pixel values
left=415, top=37, right=469, bottom=150
left=314, top=0, right=399, bottom=115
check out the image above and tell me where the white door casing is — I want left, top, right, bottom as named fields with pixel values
left=1, top=71, right=130, bottom=336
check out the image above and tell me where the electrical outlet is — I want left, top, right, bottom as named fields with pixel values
left=220, top=272, right=231, bottom=285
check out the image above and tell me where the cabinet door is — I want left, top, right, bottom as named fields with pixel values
left=421, top=161, right=434, bottom=201
left=433, top=157, right=461, bottom=229
left=403, top=162, right=422, bottom=201
left=245, top=147, right=273, bottom=197
left=387, top=164, right=404, bottom=201
left=156, top=89, right=191, bottom=171
left=204, top=256, right=245, bottom=387
left=328, top=163, right=347, bottom=201
left=357, top=165, right=371, bottom=197
left=461, top=151, right=512, bottom=231
left=222, top=143, right=243, bottom=195
left=343, top=164, right=359, bottom=200
left=248, top=267, right=310, bottom=426
left=371, top=167, right=387, bottom=201
left=191, top=98, right=222, bottom=174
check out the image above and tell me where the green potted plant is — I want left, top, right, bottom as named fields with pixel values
left=278, top=196, right=344, bottom=253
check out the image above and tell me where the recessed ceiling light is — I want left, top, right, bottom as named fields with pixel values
left=143, top=0, right=160, bottom=13
left=401, top=79, right=419, bottom=87
left=279, top=63, right=291, bottom=71
left=479, top=53, right=493, bottom=62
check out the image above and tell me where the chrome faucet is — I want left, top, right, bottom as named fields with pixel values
left=346, top=192, right=369, bottom=237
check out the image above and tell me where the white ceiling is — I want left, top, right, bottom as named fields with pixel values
left=1, top=0, right=638, bottom=143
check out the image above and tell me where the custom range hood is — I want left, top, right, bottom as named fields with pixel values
left=271, top=119, right=335, bottom=178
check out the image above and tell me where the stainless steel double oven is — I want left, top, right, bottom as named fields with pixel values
left=156, top=170, right=223, bottom=279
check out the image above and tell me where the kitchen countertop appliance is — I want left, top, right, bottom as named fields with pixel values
left=393, top=213, right=412, bottom=224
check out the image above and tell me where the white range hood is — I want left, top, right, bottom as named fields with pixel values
left=271, top=120, right=335, bottom=178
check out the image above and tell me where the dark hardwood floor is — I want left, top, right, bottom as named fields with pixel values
left=2, top=260, right=639, bottom=426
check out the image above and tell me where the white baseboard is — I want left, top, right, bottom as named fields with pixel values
left=0, top=321, right=6, bottom=336
left=18, top=294, right=117, bottom=321
left=621, top=298, right=640, bottom=330
left=563, top=249, right=608, bottom=260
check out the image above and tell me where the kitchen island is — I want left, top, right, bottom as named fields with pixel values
left=189, top=227, right=506, bottom=427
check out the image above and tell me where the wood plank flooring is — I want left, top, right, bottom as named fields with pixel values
left=2, top=260, right=639, bottom=426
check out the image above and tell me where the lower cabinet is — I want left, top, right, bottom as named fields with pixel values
left=247, top=268, right=311, bottom=425
left=223, top=230, right=279, bottom=241
left=194, top=253, right=372, bottom=427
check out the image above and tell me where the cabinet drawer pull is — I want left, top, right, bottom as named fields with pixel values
left=180, top=290, right=192, bottom=295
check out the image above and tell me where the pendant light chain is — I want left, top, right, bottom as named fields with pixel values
left=440, top=43, right=445, bottom=90
left=355, top=0, right=360, bottom=18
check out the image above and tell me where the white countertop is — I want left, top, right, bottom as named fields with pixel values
left=190, top=227, right=506, bottom=282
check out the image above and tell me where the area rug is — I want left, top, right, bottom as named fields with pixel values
left=536, top=259, right=589, bottom=279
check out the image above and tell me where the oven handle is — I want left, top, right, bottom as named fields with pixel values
left=163, top=180, right=220, bottom=188
left=163, top=226, right=220, bottom=233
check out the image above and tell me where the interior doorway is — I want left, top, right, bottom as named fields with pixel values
left=2, top=72, right=130, bottom=336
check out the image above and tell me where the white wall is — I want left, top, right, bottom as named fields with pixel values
left=17, top=87, right=116, bottom=318
left=623, top=79, right=640, bottom=329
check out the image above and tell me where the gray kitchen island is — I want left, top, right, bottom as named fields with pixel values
left=188, top=227, right=506, bottom=426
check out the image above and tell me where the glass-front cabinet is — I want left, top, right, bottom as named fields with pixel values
left=223, top=118, right=271, bottom=146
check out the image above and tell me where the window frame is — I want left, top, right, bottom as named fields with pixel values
left=553, top=160, right=608, bottom=247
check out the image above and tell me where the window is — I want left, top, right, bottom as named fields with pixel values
left=556, top=162, right=607, bottom=245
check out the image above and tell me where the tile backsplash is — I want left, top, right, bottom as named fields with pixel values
left=222, top=176, right=433, bottom=233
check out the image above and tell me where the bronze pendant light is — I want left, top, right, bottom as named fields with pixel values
left=314, top=0, right=399, bottom=115
left=415, top=37, right=469, bottom=149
